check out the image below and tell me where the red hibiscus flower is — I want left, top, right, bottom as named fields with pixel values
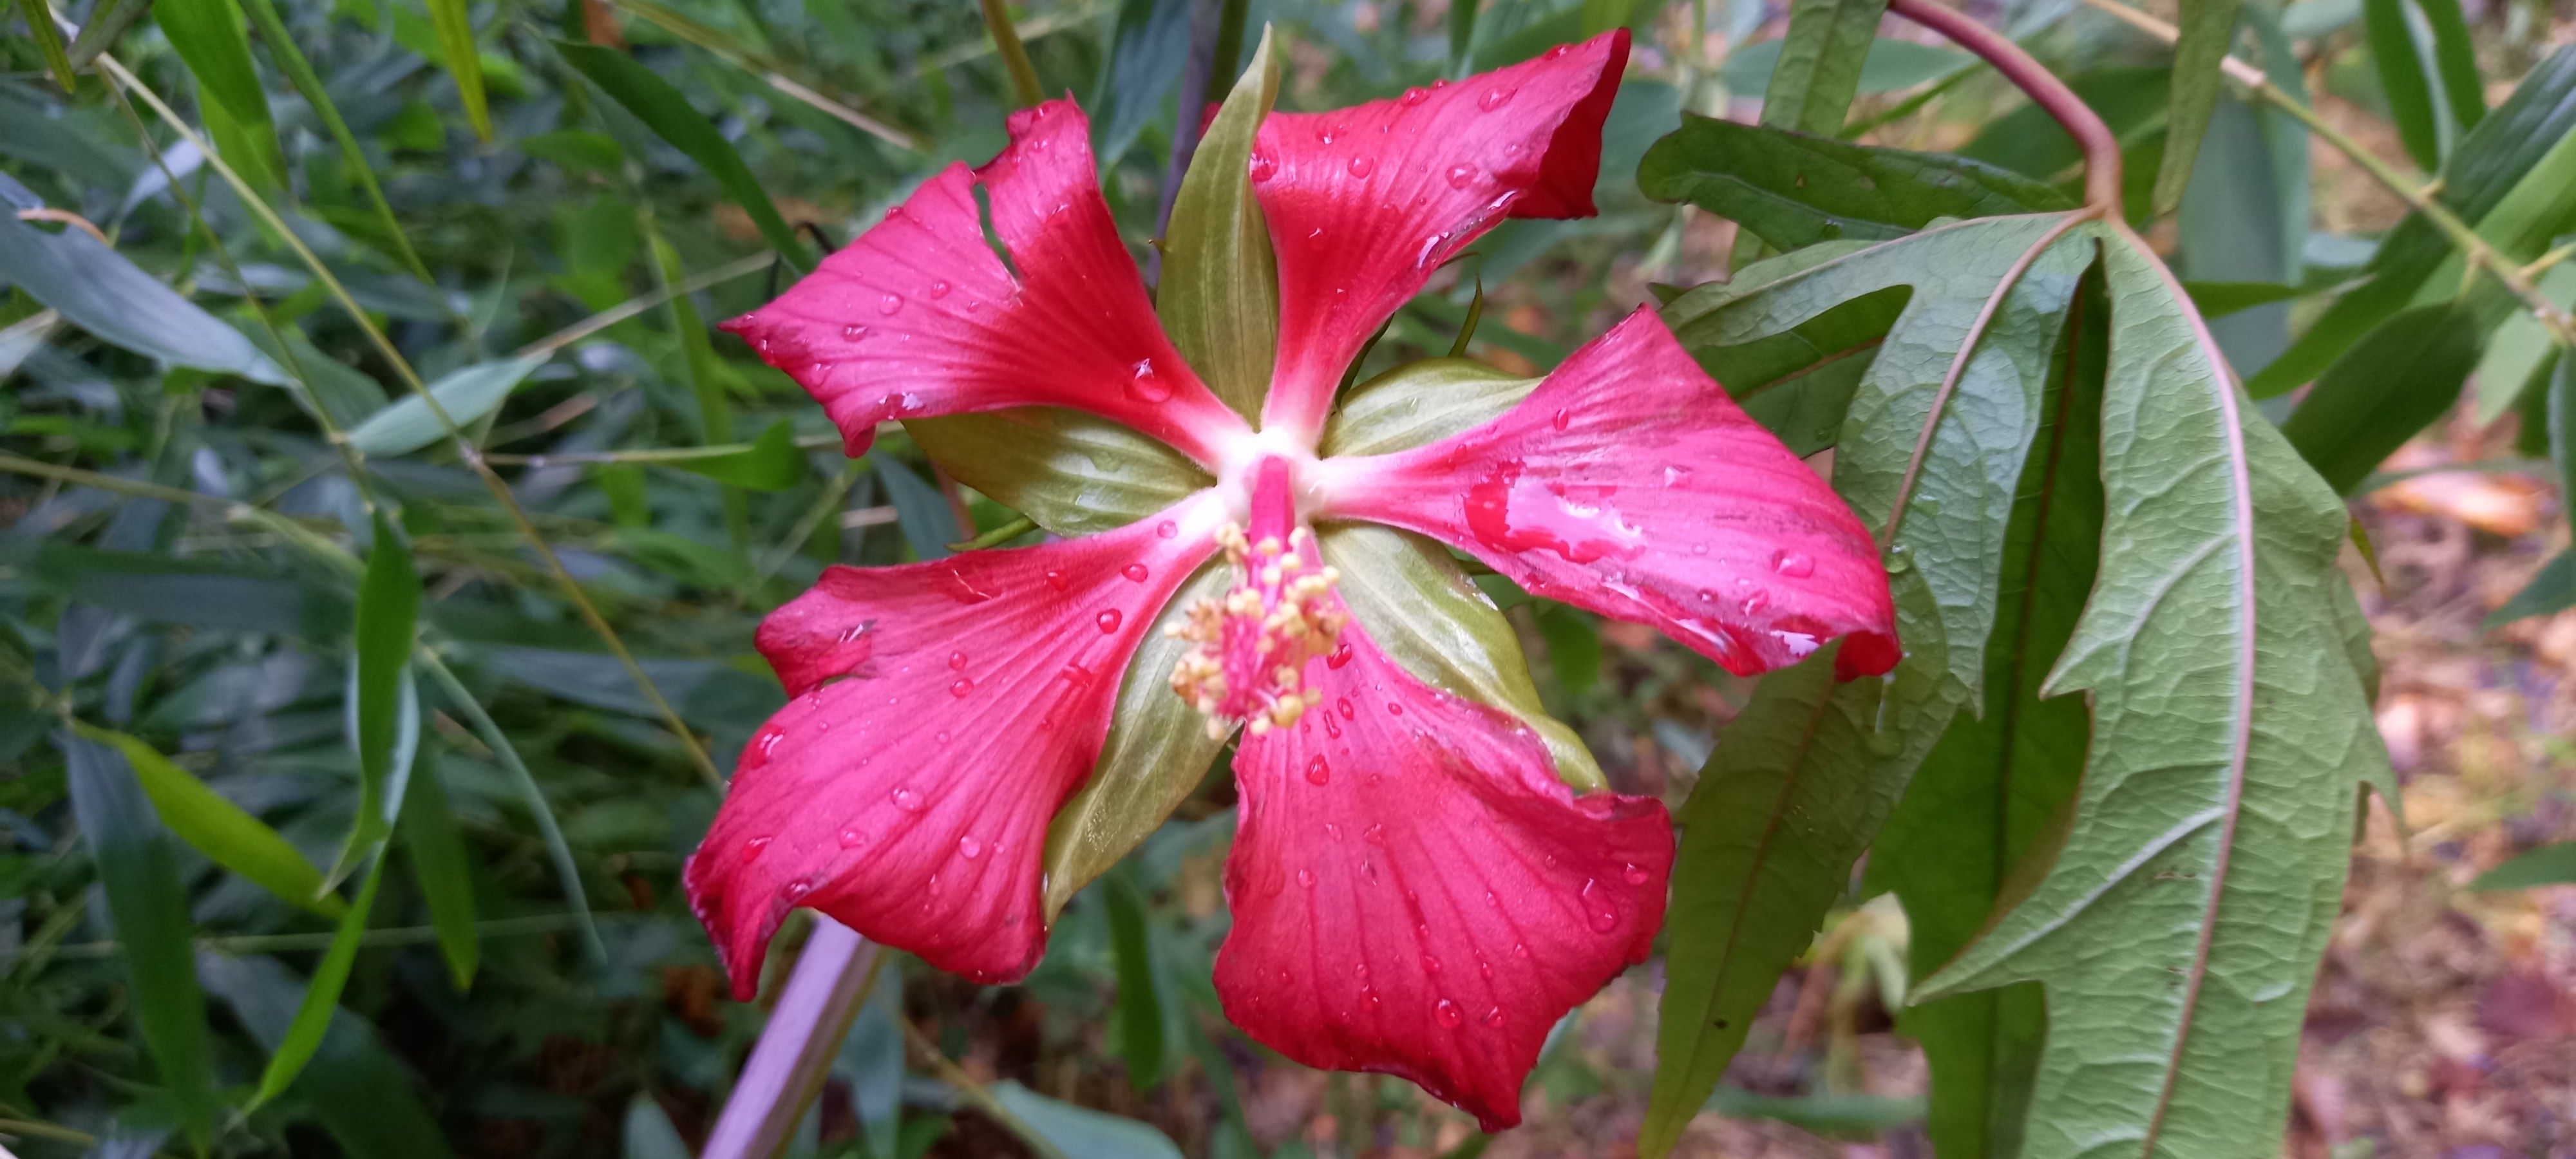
left=690, top=30, right=1897, bottom=1130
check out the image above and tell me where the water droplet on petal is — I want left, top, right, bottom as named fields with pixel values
left=1421, top=954, right=1442, bottom=975
left=929, top=279, right=952, bottom=299
left=741, top=836, right=773, bottom=862
left=1347, top=156, right=1376, bottom=178
left=1772, top=549, right=1815, bottom=578
left=934, top=730, right=950, bottom=744
left=1386, top=701, right=1403, bottom=716
left=1580, top=878, right=1620, bottom=932
left=1478, top=957, right=1494, bottom=980
left=1045, top=568, right=1070, bottom=591
left=1741, top=590, right=1772, bottom=616
left=1399, top=86, right=1430, bottom=106
left=837, top=827, right=867, bottom=848
left=1096, top=609, right=1123, bottom=633
left=1122, top=563, right=1150, bottom=583
left=1483, top=1006, right=1506, bottom=1028
left=1249, top=151, right=1278, bottom=182
left=892, top=786, right=925, bottom=811
left=1435, top=999, right=1464, bottom=1028
left=1126, top=357, right=1172, bottom=402
left=1306, top=756, right=1331, bottom=786
left=1624, top=862, right=1651, bottom=885
left=1363, top=987, right=1382, bottom=1012
left=1327, top=641, right=1354, bottom=669
left=1513, top=941, right=1531, bottom=959
left=948, top=650, right=968, bottom=670
left=1157, top=521, right=1178, bottom=539
left=949, top=677, right=974, bottom=697
left=1551, top=408, right=1571, bottom=431
left=1337, top=697, right=1355, bottom=719
left=957, top=834, right=983, bottom=859
left=840, top=324, right=869, bottom=342
left=1479, top=86, right=1516, bottom=111
left=1446, top=162, right=1478, bottom=189
left=878, top=293, right=902, bottom=316
left=1363, top=824, right=1385, bottom=845
left=781, top=877, right=815, bottom=903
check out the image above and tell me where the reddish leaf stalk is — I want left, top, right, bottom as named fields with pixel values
left=1885, top=0, right=2125, bottom=216
left=699, top=920, right=880, bottom=1159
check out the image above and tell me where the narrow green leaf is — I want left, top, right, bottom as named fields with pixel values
left=156, top=0, right=285, bottom=187
left=911, top=409, right=1210, bottom=538
left=0, top=211, right=290, bottom=384
left=2551, top=341, right=2576, bottom=536
left=1638, top=115, right=2071, bottom=252
left=422, top=655, right=606, bottom=965
left=1864, top=272, right=2105, bottom=1159
left=2154, top=0, right=2244, bottom=213
left=1103, top=871, right=1167, bottom=1090
left=987, top=1081, right=1184, bottom=1159
left=200, top=954, right=462, bottom=1159
left=2363, top=0, right=2443, bottom=169
left=2474, top=842, right=2576, bottom=890
left=1644, top=214, right=2092, bottom=1158
left=61, top=731, right=221, bottom=1148
left=1725, top=36, right=1972, bottom=99
left=2177, top=98, right=2304, bottom=375
left=1669, top=242, right=1908, bottom=457
left=1916, top=230, right=2389, bottom=1159
left=2416, top=0, right=2484, bottom=133
left=556, top=41, right=813, bottom=272
left=2280, top=303, right=2482, bottom=493
left=232, top=0, right=433, bottom=282
left=1757, top=0, right=1890, bottom=136
left=346, top=355, right=549, bottom=455
left=1535, top=606, right=1602, bottom=699
left=875, top=457, right=960, bottom=560
left=2486, top=549, right=2576, bottom=627
left=1448, top=0, right=1478, bottom=73
left=20, top=0, right=78, bottom=90
left=401, top=763, right=479, bottom=989
left=1702, top=1088, right=1926, bottom=1137
left=1157, top=26, right=1280, bottom=422
left=2472, top=265, right=2576, bottom=419
left=674, top=419, right=803, bottom=491
left=1043, top=561, right=1228, bottom=917
left=349, top=513, right=424, bottom=856
left=75, top=724, right=346, bottom=919
left=254, top=853, right=386, bottom=1106
left=66, top=0, right=155, bottom=68
left=426, top=0, right=493, bottom=142
left=2181, top=279, right=2307, bottom=317
left=1091, top=0, right=1190, bottom=166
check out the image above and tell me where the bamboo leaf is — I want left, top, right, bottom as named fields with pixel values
left=2473, top=842, right=2576, bottom=890
left=1643, top=213, right=2094, bottom=1157
left=1914, top=229, right=2389, bottom=1159
left=1157, top=27, right=1280, bottom=422
left=556, top=41, right=813, bottom=272
left=232, top=0, right=433, bottom=281
left=74, top=724, right=346, bottom=919
left=66, top=0, right=155, bottom=68
left=401, top=761, right=479, bottom=989
left=2153, top=0, right=2244, bottom=213
left=0, top=206, right=290, bottom=384
left=348, top=513, right=423, bottom=859
left=2280, top=303, right=2483, bottom=493
left=673, top=418, right=804, bottom=491
left=1758, top=0, right=1888, bottom=136
left=254, top=853, right=386, bottom=1106
left=986, top=1081, right=1183, bottom=1159
left=200, top=954, right=460, bottom=1159
left=1103, top=870, right=1167, bottom=1090
left=61, top=730, right=222, bottom=1148
left=2363, top=0, right=2443, bottom=169
left=21, top=0, right=78, bottom=90
left=2416, top=0, right=2484, bottom=134
left=426, top=0, right=493, bottom=142
left=1090, top=0, right=1191, bottom=167
left=346, top=355, right=549, bottom=455
left=156, top=0, right=285, bottom=188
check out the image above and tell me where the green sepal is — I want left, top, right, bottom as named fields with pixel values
left=908, top=409, right=1211, bottom=538
left=1157, top=26, right=1281, bottom=423
left=1320, top=358, right=1539, bottom=458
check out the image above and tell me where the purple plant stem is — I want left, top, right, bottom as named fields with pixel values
left=699, top=919, right=880, bottom=1159
left=1885, top=0, right=2126, bottom=215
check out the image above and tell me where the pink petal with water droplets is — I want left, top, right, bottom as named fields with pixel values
left=686, top=493, right=1226, bottom=995
left=1215, top=617, right=1671, bottom=1131
left=1322, top=306, right=1899, bottom=679
left=1253, top=32, right=1627, bottom=441
left=719, top=99, right=1246, bottom=464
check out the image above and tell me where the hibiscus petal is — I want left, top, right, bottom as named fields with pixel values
left=1320, top=306, right=1900, bottom=679
left=1253, top=32, right=1627, bottom=441
left=686, top=494, right=1226, bottom=995
left=721, top=99, right=1247, bottom=464
left=1215, top=618, right=1671, bottom=1131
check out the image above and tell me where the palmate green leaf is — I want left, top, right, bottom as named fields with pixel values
left=1863, top=271, right=2105, bottom=1159
left=1638, top=117, right=2072, bottom=252
left=0, top=205, right=290, bottom=385
left=75, top=724, right=346, bottom=919
left=556, top=41, right=813, bottom=273
left=909, top=409, right=1209, bottom=537
left=2248, top=45, right=2576, bottom=397
left=2152, top=0, right=2243, bottom=214
left=399, top=762, right=478, bottom=988
left=1723, top=36, right=1975, bottom=100
left=1157, top=26, right=1280, bottom=422
left=347, top=355, right=549, bottom=456
left=1673, top=241, right=1908, bottom=457
left=1915, top=229, right=2389, bottom=1159
left=61, top=731, right=221, bottom=1148
left=1757, top=0, right=1890, bottom=135
left=200, top=953, right=460, bottom=1159
left=2280, top=303, right=2483, bottom=493
left=1642, top=212, right=2094, bottom=1158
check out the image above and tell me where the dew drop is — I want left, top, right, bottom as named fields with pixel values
left=1325, top=822, right=1343, bottom=841
left=781, top=878, right=815, bottom=903
left=1551, top=408, right=1571, bottom=431
left=1435, top=999, right=1464, bottom=1029
left=1045, top=568, right=1070, bottom=591
left=934, top=730, right=950, bottom=745
left=1580, top=878, right=1620, bottom=932
left=877, top=293, right=902, bottom=316
left=1249, top=151, right=1278, bottom=182
left=1363, top=824, right=1385, bottom=845
left=1306, top=756, right=1331, bottom=786
left=1363, top=987, right=1382, bottom=1012
left=949, top=650, right=968, bottom=670
left=1513, top=941, right=1531, bottom=959
left=1126, top=357, right=1173, bottom=402
left=741, top=836, right=773, bottom=862
left=1482, top=1006, right=1506, bottom=1029
left=1446, top=162, right=1478, bottom=189
left=1361, top=857, right=1379, bottom=883
left=840, top=324, right=869, bottom=342
left=949, top=677, right=974, bottom=697
left=1399, top=86, right=1431, bottom=106
left=1386, top=701, right=1403, bottom=717
left=1327, top=641, right=1354, bottom=669
left=1421, top=954, right=1443, bottom=975
left=1546, top=43, right=1571, bottom=59
left=1347, top=156, right=1376, bottom=178
left=1157, top=521, right=1179, bottom=539
left=891, top=786, right=925, bottom=811
left=757, top=730, right=784, bottom=758
left=1478, top=86, right=1516, bottom=111
left=1741, top=590, right=1772, bottom=616
left=1122, top=563, right=1150, bottom=582
left=1696, top=589, right=1718, bottom=604
left=1772, top=549, right=1815, bottom=578
left=1624, top=862, right=1651, bottom=885
left=929, top=279, right=952, bottom=299
left=1337, top=697, right=1356, bottom=719
left=837, top=827, right=867, bottom=848
left=1096, top=609, right=1123, bottom=633
left=1478, top=957, right=1495, bottom=981
left=958, top=834, right=983, bottom=860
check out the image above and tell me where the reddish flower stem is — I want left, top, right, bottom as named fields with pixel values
left=700, top=920, right=881, bottom=1159
left=1885, top=0, right=2125, bottom=216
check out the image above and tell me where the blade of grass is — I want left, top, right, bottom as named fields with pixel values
left=231, top=0, right=435, bottom=282
left=428, top=0, right=495, bottom=142
left=21, top=0, right=77, bottom=89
